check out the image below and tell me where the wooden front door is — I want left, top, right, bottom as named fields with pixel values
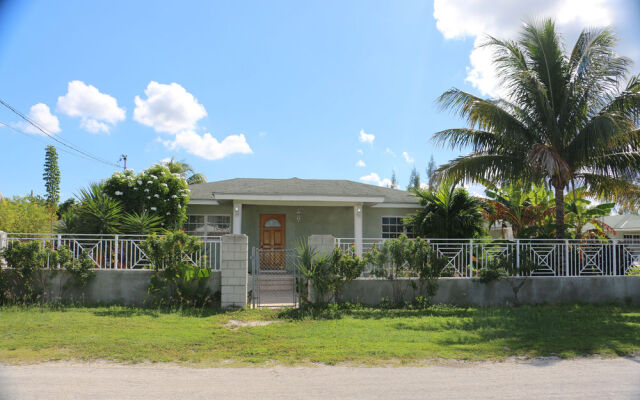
left=260, top=214, right=286, bottom=270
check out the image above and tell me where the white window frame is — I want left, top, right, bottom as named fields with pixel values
left=623, top=234, right=640, bottom=244
left=185, top=214, right=232, bottom=238
left=381, top=216, right=414, bottom=239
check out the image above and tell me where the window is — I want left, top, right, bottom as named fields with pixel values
left=185, top=215, right=231, bottom=238
left=382, top=216, right=414, bottom=239
left=623, top=234, right=640, bottom=244
left=264, top=218, right=281, bottom=227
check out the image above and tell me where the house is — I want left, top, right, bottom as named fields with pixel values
left=186, top=178, right=419, bottom=253
left=587, top=214, right=640, bottom=243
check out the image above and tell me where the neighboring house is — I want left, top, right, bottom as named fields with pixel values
left=186, top=178, right=419, bottom=253
left=489, top=214, right=640, bottom=242
left=585, top=214, right=640, bottom=243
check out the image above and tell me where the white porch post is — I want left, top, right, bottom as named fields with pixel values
left=232, top=201, right=242, bottom=234
left=354, top=204, right=363, bottom=255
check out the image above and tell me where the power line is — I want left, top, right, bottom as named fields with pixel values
left=0, top=98, right=123, bottom=168
left=0, top=121, right=98, bottom=162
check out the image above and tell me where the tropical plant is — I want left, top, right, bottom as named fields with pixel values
left=43, top=145, right=60, bottom=207
left=121, top=210, right=163, bottom=234
left=564, top=187, right=615, bottom=239
left=406, top=180, right=486, bottom=238
left=162, top=156, right=207, bottom=185
left=433, top=19, right=640, bottom=238
left=141, top=231, right=212, bottom=307
left=484, top=181, right=555, bottom=238
left=75, top=182, right=123, bottom=234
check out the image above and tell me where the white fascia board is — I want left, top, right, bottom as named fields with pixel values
left=189, top=199, right=220, bottom=205
left=370, top=203, right=419, bottom=208
left=211, top=194, right=385, bottom=203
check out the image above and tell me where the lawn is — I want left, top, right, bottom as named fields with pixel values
left=0, top=304, right=639, bottom=366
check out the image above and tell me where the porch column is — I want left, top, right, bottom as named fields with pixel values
left=354, top=204, right=363, bottom=255
left=232, top=201, right=242, bottom=234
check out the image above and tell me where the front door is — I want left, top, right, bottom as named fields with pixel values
left=259, top=214, right=286, bottom=270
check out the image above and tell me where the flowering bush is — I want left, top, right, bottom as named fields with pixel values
left=103, top=165, right=190, bottom=230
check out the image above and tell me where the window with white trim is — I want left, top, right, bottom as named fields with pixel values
left=382, top=216, right=414, bottom=239
left=185, top=215, right=231, bottom=238
left=623, top=234, right=640, bottom=244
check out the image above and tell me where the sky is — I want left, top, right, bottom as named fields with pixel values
left=0, top=0, right=638, bottom=200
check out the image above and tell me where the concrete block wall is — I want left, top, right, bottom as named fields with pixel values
left=220, top=234, right=248, bottom=309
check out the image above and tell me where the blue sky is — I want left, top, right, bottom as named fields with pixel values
left=0, top=0, right=638, bottom=200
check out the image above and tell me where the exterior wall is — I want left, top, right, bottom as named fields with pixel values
left=39, top=270, right=221, bottom=306
left=339, top=276, right=640, bottom=306
left=363, top=207, right=419, bottom=238
left=187, top=204, right=418, bottom=250
left=242, top=205, right=353, bottom=251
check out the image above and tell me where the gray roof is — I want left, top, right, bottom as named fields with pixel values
left=189, top=178, right=418, bottom=204
left=587, top=214, right=640, bottom=231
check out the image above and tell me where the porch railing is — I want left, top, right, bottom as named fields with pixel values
left=0, top=232, right=222, bottom=270
left=335, top=238, right=640, bottom=277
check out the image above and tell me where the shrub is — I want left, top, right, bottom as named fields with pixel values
left=0, top=196, right=56, bottom=233
left=141, top=231, right=213, bottom=307
left=295, top=241, right=366, bottom=308
left=0, top=241, right=95, bottom=303
left=103, top=165, right=190, bottom=230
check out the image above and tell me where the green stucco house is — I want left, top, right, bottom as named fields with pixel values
left=186, top=178, right=419, bottom=253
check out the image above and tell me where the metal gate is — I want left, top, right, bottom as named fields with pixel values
left=251, top=248, right=299, bottom=308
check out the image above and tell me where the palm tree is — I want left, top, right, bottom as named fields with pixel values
left=433, top=19, right=640, bottom=238
left=163, top=157, right=207, bottom=184
left=406, top=180, right=486, bottom=238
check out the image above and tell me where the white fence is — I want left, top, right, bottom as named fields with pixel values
left=336, top=238, right=640, bottom=277
left=0, top=233, right=222, bottom=270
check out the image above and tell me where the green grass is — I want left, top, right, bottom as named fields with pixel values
left=0, top=304, right=639, bottom=366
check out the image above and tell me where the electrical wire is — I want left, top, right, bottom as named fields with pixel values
left=0, top=98, right=123, bottom=168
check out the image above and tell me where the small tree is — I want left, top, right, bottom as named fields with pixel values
left=390, top=170, right=398, bottom=189
left=43, top=145, right=60, bottom=207
left=426, top=155, right=436, bottom=191
left=407, top=167, right=420, bottom=191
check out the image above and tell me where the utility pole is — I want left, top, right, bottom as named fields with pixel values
left=119, top=154, right=127, bottom=171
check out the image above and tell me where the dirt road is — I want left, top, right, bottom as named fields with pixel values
left=1, top=358, right=639, bottom=399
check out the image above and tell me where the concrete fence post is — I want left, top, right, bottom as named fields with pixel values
left=220, top=234, right=248, bottom=309
left=0, top=231, right=6, bottom=267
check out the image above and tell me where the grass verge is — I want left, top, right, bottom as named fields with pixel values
left=0, top=304, right=639, bottom=366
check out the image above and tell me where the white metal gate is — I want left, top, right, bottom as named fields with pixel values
left=251, top=248, right=298, bottom=308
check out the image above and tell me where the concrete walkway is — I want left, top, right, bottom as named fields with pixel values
left=1, top=358, right=639, bottom=399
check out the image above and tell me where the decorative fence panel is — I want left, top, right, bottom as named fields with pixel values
left=335, top=238, right=640, bottom=277
left=0, top=233, right=222, bottom=270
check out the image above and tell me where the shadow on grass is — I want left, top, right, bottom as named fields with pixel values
left=387, top=304, right=640, bottom=358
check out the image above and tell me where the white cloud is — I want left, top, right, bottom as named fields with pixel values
left=356, top=160, right=366, bottom=167
left=385, top=148, right=396, bottom=157
left=162, top=130, right=252, bottom=161
left=134, top=81, right=207, bottom=134
left=17, top=103, right=61, bottom=135
left=433, top=0, right=617, bottom=97
left=80, top=119, right=109, bottom=134
left=360, top=172, right=393, bottom=187
left=402, top=151, right=414, bottom=163
left=356, top=149, right=363, bottom=155
left=358, top=129, right=375, bottom=145
left=57, top=80, right=125, bottom=133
